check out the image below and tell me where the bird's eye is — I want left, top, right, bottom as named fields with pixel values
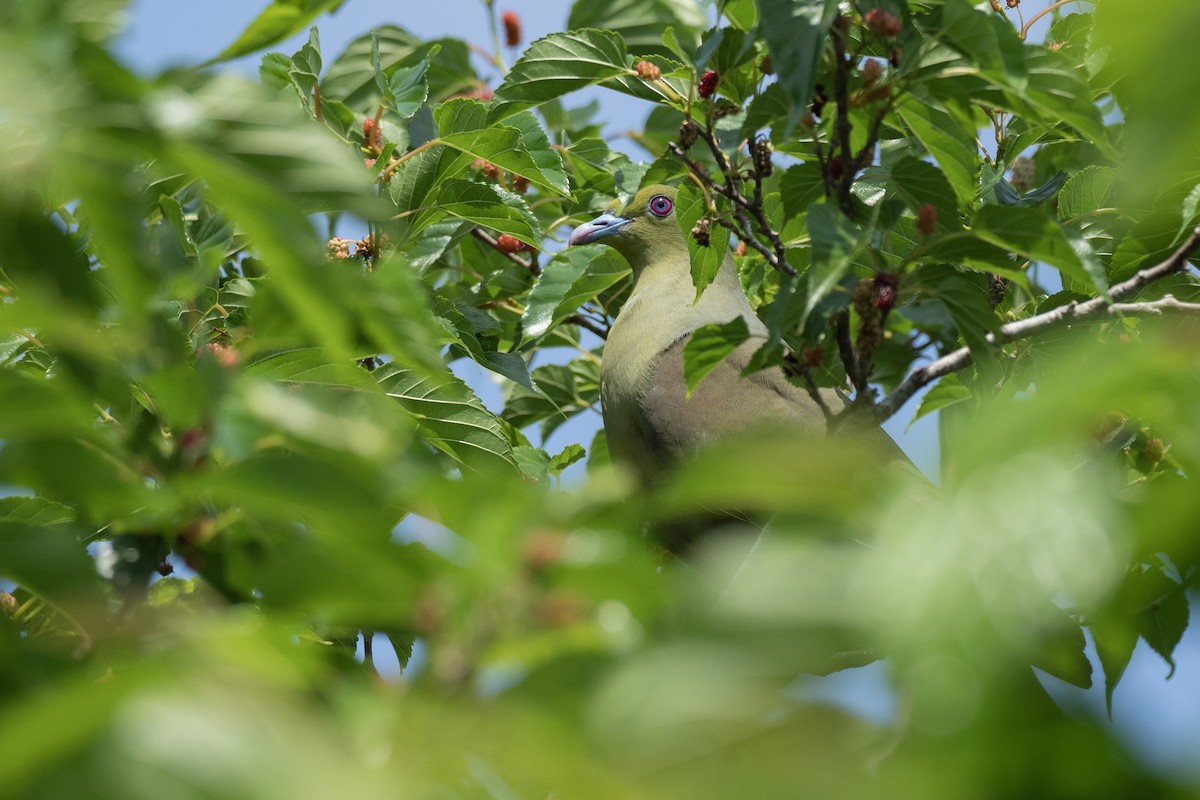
left=647, top=194, right=673, bottom=217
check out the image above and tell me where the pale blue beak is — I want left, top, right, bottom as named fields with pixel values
left=569, top=212, right=633, bottom=246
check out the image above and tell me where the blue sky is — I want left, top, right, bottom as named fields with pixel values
left=111, top=0, right=1200, bottom=782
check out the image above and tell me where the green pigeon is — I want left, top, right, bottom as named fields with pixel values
left=569, top=184, right=903, bottom=493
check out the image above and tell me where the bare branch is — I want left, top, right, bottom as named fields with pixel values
left=872, top=228, right=1200, bottom=422
left=565, top=313, right=609, bottom=340
left=835, top=311, right=865, bottom=395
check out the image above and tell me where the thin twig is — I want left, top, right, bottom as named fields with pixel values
left=1020, top=0, right=1079, bottom=40
left=871, top=228, right=1200, bottom=422
left=566, top=313, right=609, bottom=340
left=470, top=227, right=541, bottom=275
left=783, top=353, right=834, bottom=419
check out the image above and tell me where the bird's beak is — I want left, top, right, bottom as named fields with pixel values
left=569, top=212, right=633, bottom=246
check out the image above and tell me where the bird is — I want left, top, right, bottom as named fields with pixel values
left=569, top=184, right=909, bottom=551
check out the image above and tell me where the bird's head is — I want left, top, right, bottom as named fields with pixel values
left=568, top=184, right=686, bottom=274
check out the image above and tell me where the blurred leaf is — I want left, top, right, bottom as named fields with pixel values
left=213, top=0, right=346, bottom=62
left=0, top=518, right=102, bottom=606
left=910, top=373, right=972, bottom=427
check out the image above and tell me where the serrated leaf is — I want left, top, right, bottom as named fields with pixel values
left=432, top=180, right=541, bottom=245
left=1057, top=166, right=1117, bottom=221
left=0, top=497, right=75, bottom=526
left=915, top=265, right=1001, bottom=372
left=383, top=48, right=433, bottom=119
left=682, top=317, right=751, bottom=398
left=521, top=250, right=587, bottom=339
left=780, top=162, right=825, bottom=219
left=547, top=443, right=586, bottom=476
left=433, top=106, right=569, bottom=198
left=376, top=362, right=516, bottom=471
left=491, top=30, right=633, bottom=120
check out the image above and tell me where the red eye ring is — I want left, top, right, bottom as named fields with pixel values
left=648, top=194, right=673, bottom=217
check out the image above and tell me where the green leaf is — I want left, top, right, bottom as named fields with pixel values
left=547, top=443, right=586, bottom=476
left=512, top=445, right=552, bottom=483
left=501, top=112, right=572, bottom=197
left=323, top=27, right=477, bottom=110
left=889, top=157, right=963, bottom=233
left=523, top=248, right=628, bottom=343
left=212, top=0, right=346, bottom=63
left=780, top=162, right=826, bottom=218
left=941, top=2, right=1026, bottom=85
left=896, top=99, right=979, bottom=207
left=721, top=0, right=759, bottom=30
left=434, top=101, right=570, bottom=197
left=1058, top=166, right=1117, bottom=221
left=910, top=373, right=973, bottom=427
left=0, top=496, right=75, bottom=526
left=381, top=45, right=433, bottom=119
left=675, top=182, right=728, bottom=300
left=568, top=0, right=707, bottom=59
left=491, top=30, right=633, bottom=120
left=1177, top=182, right=1200, bottom=244
left=803, top=203, right=860, bottom=328
left=502, top=360, right=600, bottom=440
left=1140, top=579, right=1189, bottom=679
left=972, top=204, right=1108, bottom=294
left=682, top=317, right=752, bottom=398
left=914, top=264, right=1001, bottom=369
left=755, top=0, right=838, bottom=130
left=432, top=180, right=542, bottom=246
left=376, top=362, right=516, bottom=472
left=0, top=512, right=102, bottom=606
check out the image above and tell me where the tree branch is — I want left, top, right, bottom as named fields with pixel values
left=872, top=228, right=1200, bottom=422
left=471, top=227, right=541, bottom=275
left=566, top=313, right=608, bottom=340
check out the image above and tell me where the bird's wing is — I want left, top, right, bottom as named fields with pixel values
left=636, top=334, right=836, bottom=461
